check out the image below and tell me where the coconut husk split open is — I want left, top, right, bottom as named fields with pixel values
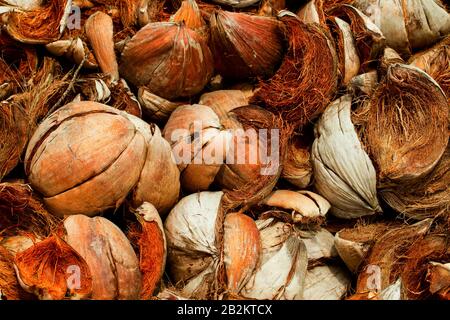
left=0, top=244, right=32, bottom=300
left=251, top=12, right=338, bottom=127
left=0, top=182, right=59, bottom=238
left=2, top=0, right=72, bottom=44
left=355, top=219, right=432, bottom=298
left=127, top=203, right=167, bottom=300
left=352, top=0, right=450, bottom=57
left=364, top=64, right=448, bottom=187
left=328, top=4, right=385, bottom=71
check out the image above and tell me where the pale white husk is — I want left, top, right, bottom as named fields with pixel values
left=212, top=0, right=260, bottom=8
left=312, top=94, right=381, bottom=218
left=335, top=17, right=361, bottom=85
left=164, top=191, right=223, bottom=298
left=303, top=265, right=351, bottom=300
left=379, top=278, right=402, bottom=300
left=334, top=230, right=370, bottom=273
left=241, top=218, right=308, bottom=300
left=353, top=0, right=450, bottom=55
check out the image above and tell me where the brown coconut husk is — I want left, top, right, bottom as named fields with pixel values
left=0, top=34, right=38, bottom=99
left=251, top=12, right=338, bottom=128
left=410, top=36, right=450, bottom=105
left=0, top=100, right=29, bottom=180
left=0, top=245, right=33, bottom=300
left=127, top=203, right=166, bottom=300
left=401, top=234, right=450, bottom=300
left=356, top=219, right=432, bottom=296
left=220, top=106, right=290, bottom=212
left=380, top=145, right=450, bottom=221
left=364, top=64, right=448, bottom=187
left=328, top=4, right=385, bottom=71
left=2, top=0, right=72, bottom=44
left=0, top=182, right=60, bottom=238
left=14, top=235, right=93, bottom=300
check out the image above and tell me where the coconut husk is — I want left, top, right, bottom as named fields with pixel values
left=127, top=203, right=167, bottom=300
left=138, top=87, right=181, bottom=121
left=401, top=234, right=450, bottom=300
left=410, top=36, right=450, bottom=104
left=380, top=145, right=450, bottom=221
left=46, top=38, right=98, bottom=69
left=2, top=0, right=72, bottom=44
left=0, top=244, right=33, bottom=300
left=303, top=265, right=351, bottom=300
left=328, top=4, right=385, bottom=71
left=312, top=95, right=381, bottom=219
left=209, top=10, right=284, bottom=80
left=334, top=222, right=394, bottom=273
left=0, top=99, right=29, bottom=180
left=426, top=262, right=450, bottom=300
left=14, top=235, right=93, bottom=300
left=356, top=219, right=432, bottom=296
left=364, top=64, right=448, bottom=187
left=296, top=0, right=325, bottom=24
left=353, top=0, right=450, bottom=57
left=251, top=12, right=338, bottom=127
left=0, top=182, right=60, bottom=238
left=0, top=33, right=38, bottom=100
left=281, top=132, right=313, bottom=189
left=258, top=0, right=286, bottom=17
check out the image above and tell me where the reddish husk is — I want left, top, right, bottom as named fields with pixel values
left=14, top=235, right=93, bottom=300
left=0, top=182, right=59, bottom=238
left=356, top=220, right=432, bottom=296
left=0, top=245, right=32, bottom=300
left=401, top=234, right=450, bottom=300
left=251, top=14, right=338, bottom=128
left=128, top=220, right=166, bottom=299
left=220, top=106, right=290, bottom=212
left=4, top=0, right=71, bottom=44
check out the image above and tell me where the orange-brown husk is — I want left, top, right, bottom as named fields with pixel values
left=0, top=245, right=33, bottom=300
left=251, top=15, right=338, bottom=127
left=5, top=0, right=70, bottom=44
left=0, top=182, right=60, bottom=238
left=220, top=106, right=290, bottom=212
left=356, top=220, right=432, bottom=295
left=364, top=65, right=448, bottom=186
left=128, top=220, right=166, bottom=299
left=14, top=235, right=92, bottom=300
left=401, top=234, right=450, bottom=300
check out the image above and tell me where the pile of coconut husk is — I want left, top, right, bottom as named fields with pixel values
left=0, top=0, right=449, bottom=301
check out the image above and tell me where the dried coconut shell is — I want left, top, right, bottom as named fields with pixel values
left=120, top=22, right=213, bottom=100
left=312, top=95, right=381, bottom=219
left=303, top=265, right=350, bottom=300
left=85, top=11, right=119, bottom=82
left=241, top=218, right=308, bottom=300
left=14, top=235, right=93, bottom=300
left=364, top=64, right=448, bottom=186
left=64, top=215, right=141, bottom=300
left=25, top=101, right=179, bottom=217
left=209, top=10, right=284, bottom=80
left=46, top=38, right=98, bottom=69
left=353, top=0, right=450, bottom=56
left=328, top=4, right=385, bottom=70
left=356, top=219, right=432, bottom=296
left=251, top=12, right=338, bottom=127
left=2, top=0, right=72, bottom=44
left=165, top=191, right=261, bottom=299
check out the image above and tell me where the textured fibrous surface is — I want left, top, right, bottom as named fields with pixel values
left=120, top=22, right=213, bottom=100
left=365, top=64, right=448, bottom=186
left=25, top=101, right=179, bottom=217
